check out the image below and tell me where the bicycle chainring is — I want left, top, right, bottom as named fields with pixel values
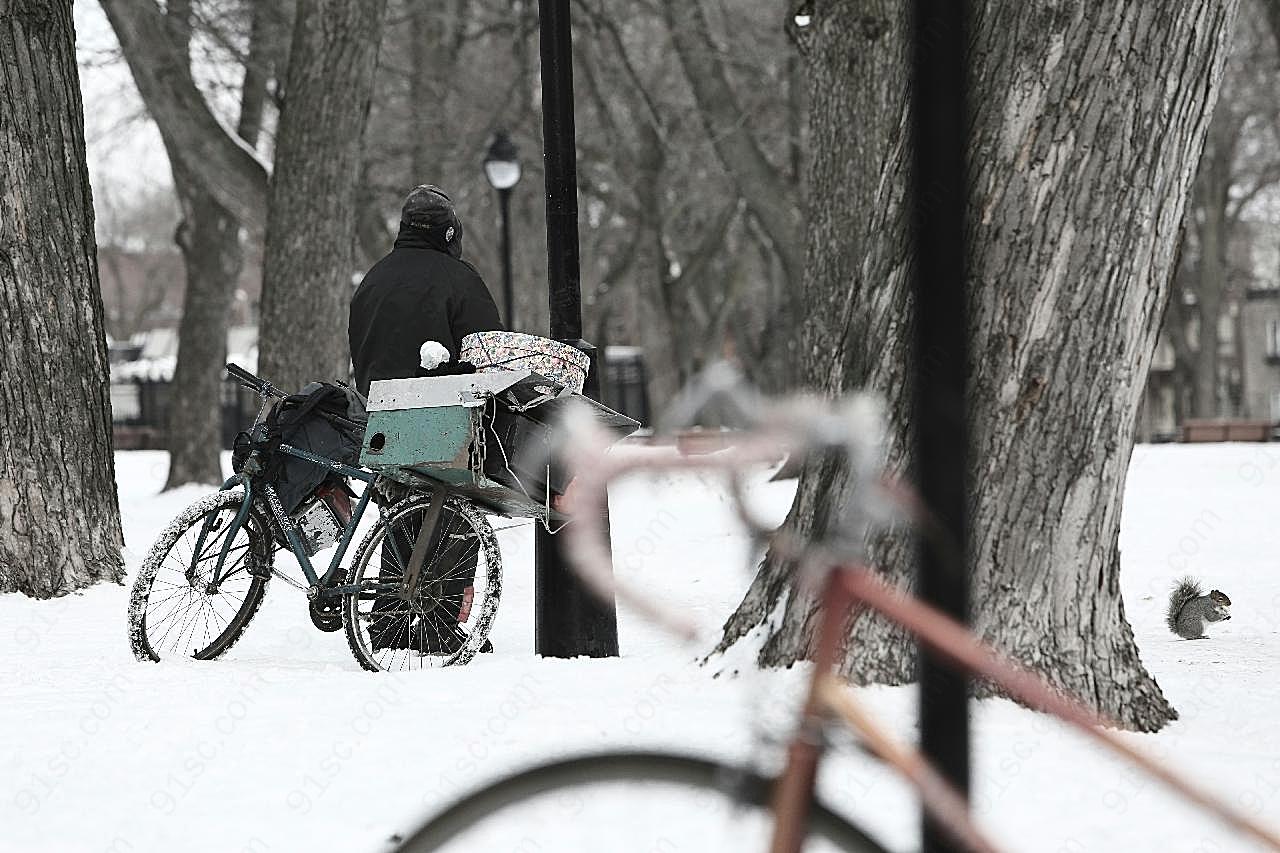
left=308, top=570, right=346, bottom=632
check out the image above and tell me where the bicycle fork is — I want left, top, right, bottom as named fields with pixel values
left=191, top=476, right=255, bottom=592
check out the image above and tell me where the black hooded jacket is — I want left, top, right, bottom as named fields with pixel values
left=349, top=224, right=503, bottom=397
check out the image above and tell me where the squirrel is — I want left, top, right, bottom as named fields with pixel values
left=1166, top=577, right=1232, bottom=640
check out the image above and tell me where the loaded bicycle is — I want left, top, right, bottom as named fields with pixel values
left=126, top=332, right=636, bottom=672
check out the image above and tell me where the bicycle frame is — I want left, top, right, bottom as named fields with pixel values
left=197, top=443, right=379, bottom=598
left=771, top=567, right=997, bottom=853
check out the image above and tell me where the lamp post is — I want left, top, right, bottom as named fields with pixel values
left=534, top=0, right=619, bottom=659
left=483, top=130, right=521, bottom=330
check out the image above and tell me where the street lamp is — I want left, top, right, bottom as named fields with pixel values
left=484, top=130, right=521, bottom=330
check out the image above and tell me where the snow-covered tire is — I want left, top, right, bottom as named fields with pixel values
left=342, top=492, right=501, bottom=672
left=128, top=489, right=273, bottom=663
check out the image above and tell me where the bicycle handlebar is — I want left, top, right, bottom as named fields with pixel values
left=551, top=364, right=897, bottom=642
left=225, top=363, right=283, bottom=398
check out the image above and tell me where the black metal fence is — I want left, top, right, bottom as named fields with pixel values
left=110, top=378, right=259, bottom=450
left=599, top=347, right=651, bottom=427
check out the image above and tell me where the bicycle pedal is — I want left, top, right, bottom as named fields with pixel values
left=308, top=598, right=343, bottom=632
left=308, top=570, right=346, bottom=632
left=248, top=556, right=273, bottom=580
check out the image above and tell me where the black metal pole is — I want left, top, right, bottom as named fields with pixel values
left=499, top=188, right=514, bottom=330
left=911, top=2, right=970, bottom=851
left=539, top=0, right=580, bottom=342
left=534, top=0, right=619, bottom=659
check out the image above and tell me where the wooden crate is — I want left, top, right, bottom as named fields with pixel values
left=360, top=371, right=638, bottom=518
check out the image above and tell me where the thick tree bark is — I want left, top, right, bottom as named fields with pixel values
left=235, top=0, right=280, bottom=150
left=0, top=1, right=124, bottom=596
left=257, top=0, right=386, bottom=393
left=718, top=1, right=1238, bottom=732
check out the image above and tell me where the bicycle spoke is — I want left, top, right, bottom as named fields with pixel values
left=194, top=520, right=237, bottom=562
left=177, top=593, right=217, bottom=655
left=193, top=543, right=250, bottom=574
left=148, top=587, right=199, bottom=636
left=157, top=590, right=203, bottom=652
left=153, top=572, right=199, bottom=594
left=205, top=590, right=245, bottom=624
left=192, top=599, right=216, bottom=654
left=146, top=583, right=199, bottom=612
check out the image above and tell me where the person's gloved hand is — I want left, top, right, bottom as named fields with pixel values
left=420, top=340, right=451, bottom=370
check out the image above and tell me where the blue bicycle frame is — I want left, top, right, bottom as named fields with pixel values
left=198, top=443, right=382, bottom=598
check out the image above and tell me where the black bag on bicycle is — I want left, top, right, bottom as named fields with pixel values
left=243, top=382, right=367, bottom=515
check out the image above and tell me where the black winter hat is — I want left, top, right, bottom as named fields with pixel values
left=401, top=184, right=463, bottom=257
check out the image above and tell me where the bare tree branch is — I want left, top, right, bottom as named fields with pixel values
left=99, top=0, right=270, bottom=231
left=661, top=0, right=802, bottom=286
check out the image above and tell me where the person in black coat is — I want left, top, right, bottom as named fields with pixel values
left=349, top=185, right=502, bottom=654
left=349, top=184, right=503, bottom=397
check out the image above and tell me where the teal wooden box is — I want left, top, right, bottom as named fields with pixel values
left=360, top=402, right=544, bottom=516
left=360, top=403, right=478, bottom=476
left=358, top=373, right=557, bottom=519
left=358, top=372, right=639, bottom=520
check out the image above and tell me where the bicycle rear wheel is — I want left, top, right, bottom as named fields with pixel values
left=342, top=491, right=501, bottom=672
left=391, top=751, right=889, bottom=853
left=128, top=489, right=273, bottom=662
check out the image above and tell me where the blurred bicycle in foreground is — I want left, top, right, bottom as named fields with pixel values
left=392, top=364, right=1280, bottom=852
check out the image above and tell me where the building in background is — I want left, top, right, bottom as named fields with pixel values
left=110, top=326, right=259, bottom=450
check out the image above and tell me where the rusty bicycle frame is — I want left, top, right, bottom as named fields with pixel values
left=553, top=386, right=1280, bottom=853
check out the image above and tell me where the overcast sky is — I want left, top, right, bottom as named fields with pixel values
left=75, top=1, right=172, bottom=209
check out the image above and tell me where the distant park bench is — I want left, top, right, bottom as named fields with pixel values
left=1180, top=419, right=1273, bottom=443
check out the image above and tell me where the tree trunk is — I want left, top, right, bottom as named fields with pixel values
left=161, top=0, right=266, bottom=490
left=662, top=1, right=803, bottom=291
left=98, top=0, right=270, bottom=232
left=164, top=165, right=242, bottom=489
left=1166, top=232, right=1197, bottom=426
left=1191, top=135, right=1232, bottom=418
left=257, top=0, right=387, bottom=393
left=0, top=1, right=124, bottom=596
left=408, top=2, right=460, bottom=181
left=718, top=1, right=1238, bottom=732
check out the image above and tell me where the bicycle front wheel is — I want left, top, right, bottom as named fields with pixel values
left=128, top=489, right=273, bottom=662
left=391, top=751, right=889, bottom=853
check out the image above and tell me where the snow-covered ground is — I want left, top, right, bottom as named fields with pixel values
left=3, top=444, right=1279, bottom=852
